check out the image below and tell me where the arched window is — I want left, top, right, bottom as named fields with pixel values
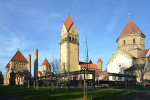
left=69, top=37, right=71, bottom=41
left=142, top=39, right=144, bottom=44
left=72, top=30, right=74, bottom=33
left=72, top=37, right=74, bottom=41
left=75, top=39, right=77, bottom=42
left=133, top=38, right=135, bottom=43
left=123, top=40, right=126, bottom=45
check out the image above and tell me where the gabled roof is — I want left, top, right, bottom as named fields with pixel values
left=79, top=62, right=99, bottom=69
left=125, top=63, right=146, bottom=71
left=107, top=49, right=133, bottom=64
left=11, top=50, right=28, bottom=62
left=97, top=58, right=102, bottom=62
left=64, top=15, right=73, bottom=30
left=6, top=63, right=10, bottom=68
left=138, top=49, right=150, bottom=58
left=41, top=58, right=50, bottom=66
left=119, top=19, right=144, bottom=37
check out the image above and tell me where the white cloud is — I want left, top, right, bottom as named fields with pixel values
left=107, top=1, right=127, bottom=33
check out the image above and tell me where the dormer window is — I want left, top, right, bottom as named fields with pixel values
left=133, top=38, right=135, bottom=43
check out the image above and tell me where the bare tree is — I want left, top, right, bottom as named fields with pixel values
left=50, top=56, right=60, bottom=92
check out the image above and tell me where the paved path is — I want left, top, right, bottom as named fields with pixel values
left=69, top=86, right=150, bottom=100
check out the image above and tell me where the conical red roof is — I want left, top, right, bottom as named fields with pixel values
left=41, top=58, right=50, bottom=66
left=97, top=58, right=102, bottom=62
left=11, top=50, right=28, bottom=62
left=64, top=15, right=73, bottom=30
left=119, top=19, right=144, bottom=37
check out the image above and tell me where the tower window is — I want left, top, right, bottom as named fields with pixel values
left=75, top=39, right=77, bottom=42
left=123, top=40, right=126, bottom=45
left=133, top=38, right=135, bottom=43
left=142, top=39, right=144, bottom=44
left=69, top=37, right=71, bottom=41
left=72, top=37, right=74, bottom=41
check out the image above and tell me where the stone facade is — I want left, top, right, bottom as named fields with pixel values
left=107, top=17, right=150, bottom=85
left=3, top=50, right=30, bottom=85
left=60, top=15, right=79, bottom=73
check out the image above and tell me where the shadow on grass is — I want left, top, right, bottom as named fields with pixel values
left=0, top=86, right=140, bottom=100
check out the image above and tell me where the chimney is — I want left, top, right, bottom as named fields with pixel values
left=34, top=49, right=38, bottom=79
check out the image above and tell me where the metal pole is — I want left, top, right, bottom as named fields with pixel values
left=84, top=80, right=86, bottom=99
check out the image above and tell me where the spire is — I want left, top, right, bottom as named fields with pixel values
left=89, top=60, right=93, bottom=64
left=119, top=18, right=144, bottom=37
left=64, top=14, right=73, bottom=30
left=97, top=58, right=102, bottom=62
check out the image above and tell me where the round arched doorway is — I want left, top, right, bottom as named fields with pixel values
left=15, top=73, right=24, bottom=86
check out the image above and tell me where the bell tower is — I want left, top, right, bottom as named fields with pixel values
left=60, top=13, right=79, bottom=73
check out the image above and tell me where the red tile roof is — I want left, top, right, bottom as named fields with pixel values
left=41, top=58, right=50, bottom=66
left=11, top=50, right=28, bottom=62
left=80, top=62, right=99, bottom=70
left=6, top=63, right=10, bottom=68
left=138, top=49, right=150, bottom=58
left=64, top=15, right=73, bottom=30
left=97, top=58, right=102, bottom=62
left=119, top=19, right=144, bottom=37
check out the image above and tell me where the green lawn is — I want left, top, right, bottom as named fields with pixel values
left=106, top=86, right=150, bottom=90
left=0, top=86, right=140, bottom=100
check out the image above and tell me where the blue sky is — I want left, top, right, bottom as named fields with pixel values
left=0, top=0, right=150, bottom=76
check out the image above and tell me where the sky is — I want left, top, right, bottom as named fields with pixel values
left=0, top=0, right=150, bottom=76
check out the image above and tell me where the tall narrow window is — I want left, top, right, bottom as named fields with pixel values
left=123, top=40, right=126, bottom=45
left=133, top=38, right=135, bottom=43
left=72, top=37, right=74, bottom=41
left=69, top=37, right=71, bottom=41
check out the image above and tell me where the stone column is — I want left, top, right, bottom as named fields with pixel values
left=28, top=54, right=31, bottom=77
left=34, top=49, right=38, bottom=79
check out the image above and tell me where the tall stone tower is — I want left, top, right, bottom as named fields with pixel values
left=97, top=58, right=102, bottom=71
left=116, top=16, right=145, bottom=58
left=34, top=49, right=38, bottom=79
left=60, top=14, right=79, bottom=73
left=28, top=54, right=31, bottom=77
